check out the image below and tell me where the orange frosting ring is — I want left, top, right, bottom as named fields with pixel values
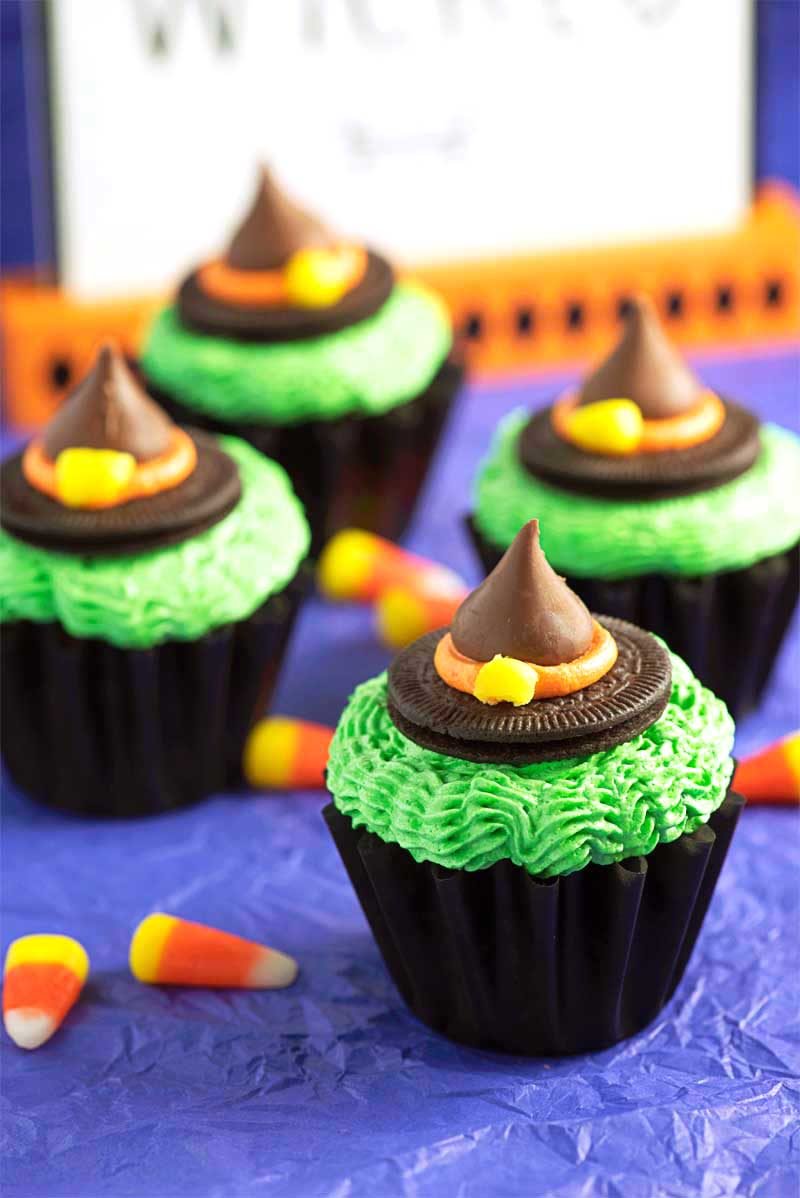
left=551, top=389, right=725, bottom=453
left=197, top=246, right=367, bottom=307
left=434, top=621, right=618, bottom=701
left=23, top=428, right=198, bottom=510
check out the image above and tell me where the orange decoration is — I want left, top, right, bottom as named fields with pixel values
left=22, top=427, right=197, bottom=509
left=551, top=388, right=725, bottom=454
left=197, top=246, right=367, bottom=308
left=434, top=620, right=618, bottom=701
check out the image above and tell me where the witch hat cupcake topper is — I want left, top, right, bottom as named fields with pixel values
left=579, top=295, right=700, bottom=419
left=1, top=343, right=241, bottom=554
left=451, top=519, right=593, bottom=667
left=42, top=342, right=174, bottom=462
left=386, top=518, right=672, bottom=764
left=225, top=164, right=337, bottom=271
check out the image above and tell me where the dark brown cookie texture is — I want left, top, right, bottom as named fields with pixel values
left=518, top=399, right=760, bottom=500
left=177, top=249, right=395, bottom=343
left=387, top=617, right=672, bottom=764
left=1, top=432, right=241, bottom=557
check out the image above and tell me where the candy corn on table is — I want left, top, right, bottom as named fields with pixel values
left=2, top=345, right=798, bottom=1198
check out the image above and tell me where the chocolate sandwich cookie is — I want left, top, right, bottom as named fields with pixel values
left=518, top=399, right=761, bottom=500
left=178, top=250, right=395, bottom=343
left=388, top=617, right=671, bottom=764
left=1, top=432, right=240, bottom=557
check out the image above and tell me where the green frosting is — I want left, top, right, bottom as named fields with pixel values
left=474, top=411, right=800, bottom=578
left=140, top=282, right=452, bottom=425
left=327, top=650, right=734, bottom=878
left=0, top=437, right=310, bottom=649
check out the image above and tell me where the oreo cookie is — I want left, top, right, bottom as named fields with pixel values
left=177, top=250, right=395, bottom=343
left=518, top=400, right=760, bottom=500
left=387, top=617, right=672, bottom=764
left=0, top=431, right=241, bottom=557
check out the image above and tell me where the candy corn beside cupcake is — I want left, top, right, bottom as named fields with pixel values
left=468, top=297, right=800, bottom=719
left=0, top=345, right=310, bottom=816
left=141, top=166, right=464, bottom=549
left=325, top=520, right=740, bottom=1056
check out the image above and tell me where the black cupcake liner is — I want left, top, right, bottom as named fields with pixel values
left=145, top=354, right=465, bottom=553
left=466, top=517, right=799, bottom=722
left=324, top=788, right=743, bottom=1056
left=1, top=565, right=309, bottom=817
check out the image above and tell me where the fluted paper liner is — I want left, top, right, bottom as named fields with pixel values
left=147, top=355, right=464, bottom=552
left=466, top=516, right=799, bottom=722
left=2, top=566, right=309, bottom=817
left=324, top=790, right=743, bottom=1056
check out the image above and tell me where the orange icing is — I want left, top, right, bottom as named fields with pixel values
left=197, top=246, right=367, bottom=308
left=434, top=620, right=618, bottom=701
left=552, top=389, right=725, bottom=454
left=23, top=427, right=198, bottom=510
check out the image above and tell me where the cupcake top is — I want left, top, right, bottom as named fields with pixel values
left=0, top=346, right=309, bottom=647
left=327, top=522, right=734, bottom=876
left=140, top=166, right=454, bottom=426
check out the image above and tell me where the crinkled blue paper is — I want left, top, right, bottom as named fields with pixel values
left=2, top=351, right=799, bottom=1198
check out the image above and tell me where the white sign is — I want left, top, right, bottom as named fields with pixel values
left=48, top=0, right=753, bottom=298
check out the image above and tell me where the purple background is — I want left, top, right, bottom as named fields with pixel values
left=2, top=351, right=799, bottom=1197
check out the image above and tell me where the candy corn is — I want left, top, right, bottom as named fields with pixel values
left=129, top=914, right=298, bottom=988
left=732, top=731, right=800, bottom=805
left=3, top=934, right=89, bottom=1049
left=376, top=582, right=468, bottom=650
left=243, top=716, right=333, bottom=790
left=317, top=528, right=465, bottom=604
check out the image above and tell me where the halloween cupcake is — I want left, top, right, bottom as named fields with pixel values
left=468, top=297, right=800, bottom=719
left=325, top=521, right=740, bottom=1056
left=0, top=345, right=310, bottom=816
left=140, top=166, right=464, bottom=549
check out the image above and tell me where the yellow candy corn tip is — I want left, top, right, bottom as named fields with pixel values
left=474, top=655, right=538, bottom=707
left=784, top=734, right=800, bottom=779
left=4, top=934, right=89, bottom=983
left=129, top=914, right=177, bottom=984
left=242, top=717, right=300, bottom=789
left=565, top=399, right=644, bottom=456
left=285, top=248, right=352, bottom=308
left=54, top=448, right=136, bottom=507
left=377, top=587, right=428, bottom=650
left=317, top=529, right=378, bottom=601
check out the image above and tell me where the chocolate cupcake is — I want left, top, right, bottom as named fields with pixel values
left=140, top=166, right=464, bottom=550
left=325, top=521, right=741, bottom=1056
left=468, top=297, right=800, bottom=719
left=0, top=345, right=310, bottom=817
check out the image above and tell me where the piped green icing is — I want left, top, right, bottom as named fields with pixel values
left=0, top=436, right=309, bottom=649
left=327, top=650, right=734, bottom=878
left=473, top=410, right=800, bottom=578
left=140, top=282, right=452, bottom=425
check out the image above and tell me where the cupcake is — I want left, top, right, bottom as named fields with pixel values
left=468, top=297, right=800, bottom=719
left=0, top=345, right=310, bottom=816
left=140, top=166, right=464, bottom=549
left=325, top=521, right=741, bottom=1056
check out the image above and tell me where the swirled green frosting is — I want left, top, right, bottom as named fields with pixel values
left=474, top=410, right=800, bottom=578
left=140, top=282, right=452, bottom=425
left=327, top=650, right=734, bottom=878
left=0, top=437, right=309, bottom=649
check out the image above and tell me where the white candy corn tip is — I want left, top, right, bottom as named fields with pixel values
left=249, top=948, right=298, bottom=990
left=4, top=1008, right=57, bottom=1050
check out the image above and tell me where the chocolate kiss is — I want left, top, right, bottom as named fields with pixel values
left=224, top=165, right=336, bottom=271
left=579, top=296, right=700, bottom=419
left=42, top=344, right=174, bottom=462
left=451, top=520, right=594, bottom=667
